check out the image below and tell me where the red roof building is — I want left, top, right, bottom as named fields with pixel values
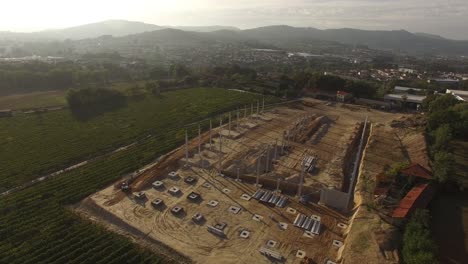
left=392, top=183, right=435, bottom=218
left=400, top=163, right=432, bottom=180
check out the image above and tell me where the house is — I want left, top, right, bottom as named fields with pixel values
left=355, top=98, right=391, bottom=110
left=392, top=163, right=434, bottom=219
left=384, top=94, right=426, bottom=110
left=398, top=68, right=417, bottom=74
left=446, top=89, right=468, bottom=102
left=393, top=86, right=423, bottom=94
left=336, top=91, right=353, bottom=102
left=0, top=109, right=12, bottom=118
left=428, top=78, right=459, bottom=85
left=400, top=163, right=432, bottom=180
left=392, top=183, right=435, bottom=218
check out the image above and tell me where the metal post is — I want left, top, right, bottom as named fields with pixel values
left=265, top=145, right=270, bottom=173
left=228, top=112, right=231, bottom=136
left=198, top=123, right=202, bottom=168
left=262, top=96, right=265, bottom=113
left=237, top=109, right=239, bottom=130
left=256, top=157, right=261, bottom=188
left=185, top=129, right=189, bottom=167
left=209, top=119, right=212, bottom=150
left=244, top=105, right=247, bottom=118
left=250, top=103, right=253, bottom=118
left=256, top=100, right=259, bottom=115
left=218, top=134, right=222, bottom=176
left=274, top=139, right=278, bottom=160
left=297, top=160, right=305, bottom=197
left=276, top=177, right=281, bottom=192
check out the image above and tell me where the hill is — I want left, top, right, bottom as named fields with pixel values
left=2, top=21, right=468, bottom=55
left=40, top=20, right=164, bottom=39
left=240, top=25, right=468, bottom=55
left=0, top=20, right=240, bottom=41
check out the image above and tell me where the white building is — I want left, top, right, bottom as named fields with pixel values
left=394, top=86, right=423, bottom=94
left=446, top=89, right=468, bottom=102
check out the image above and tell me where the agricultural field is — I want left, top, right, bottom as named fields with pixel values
left=0, top=90, right=67, bottom=110
left=0, top=87, right=273, bottom=192
left=0, top=88, right=272, bottom=264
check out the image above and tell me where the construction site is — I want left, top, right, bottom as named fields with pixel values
left=77, top=98, right=429, bottom=264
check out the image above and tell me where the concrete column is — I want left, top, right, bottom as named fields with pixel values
left=276, top=177, right=281, bottom=192
left=250, top=104, right=253, bottom=118
left=244, top=105, right=247, bottom=118
left=236, top=167, right=240, bottom=181
left=256, top=100, right=259, bottom=115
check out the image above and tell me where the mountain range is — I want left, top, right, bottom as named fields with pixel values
left=1, top=20, right=468, bottom=56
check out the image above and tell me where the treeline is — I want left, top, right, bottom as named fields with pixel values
left=160, top=64, right=379, bottom=99
left=402, top=209, right=438, bottom=264
left=67, top=87, right=127, bottom=119
left=0, top=61, right=133, bottom=95
left=423, top=94, right=468, bottom=183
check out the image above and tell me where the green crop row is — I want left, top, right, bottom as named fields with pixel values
left=0, top=88, right=279, bottom=263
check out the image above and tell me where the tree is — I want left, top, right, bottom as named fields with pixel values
left=428, top=94, right=459, bottom=114
left=169, top=64, right=190, bottom=78
left=145, top=81, right=161, bottom=96
left=450, top=103, right=468, bottom=138
left=402, top=209, right=438, bottom=264
left=149, top=65, right=168, bottom=79
left=431, top=124, right=452, bottom=152
left=385, top=162, right=410, bottom=181
left=433, top=151, right=453, bottom=182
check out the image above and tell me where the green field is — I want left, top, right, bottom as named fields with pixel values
left=0, top=87, right=276, bottom=263
left=0, top=87, right=273, bottom=192
left=0, top=90, right=67, bottom=110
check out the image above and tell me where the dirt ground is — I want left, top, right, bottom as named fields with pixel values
left=78, top=99, right=426, bottom=264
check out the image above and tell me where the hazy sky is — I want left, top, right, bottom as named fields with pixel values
left=1, top=0, right=468, bottom=39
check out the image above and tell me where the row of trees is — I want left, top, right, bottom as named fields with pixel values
left=0, top=61, right=133, bottom=95
left=67, top=88, right=127, bottom=119
left=423, top=94, right=468, bottom=183
left=290, top=72, right=378, bottom=98
left=402, top=209, right=438, bottom=264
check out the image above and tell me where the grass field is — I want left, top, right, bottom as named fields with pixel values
left=0, top=90, right=67, bottom=110
left=0, top=87, right=275, bottom=264
left=0, top=87, right=274, bottom=192
left=0, top=81, right=151, bottom=110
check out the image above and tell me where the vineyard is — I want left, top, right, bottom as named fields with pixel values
left=0, top=88, right=277, bottom=263
left=0, top=88, right=272, bottom=192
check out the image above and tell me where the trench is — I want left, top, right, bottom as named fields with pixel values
left=341, top=118, right=371, bottom=196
